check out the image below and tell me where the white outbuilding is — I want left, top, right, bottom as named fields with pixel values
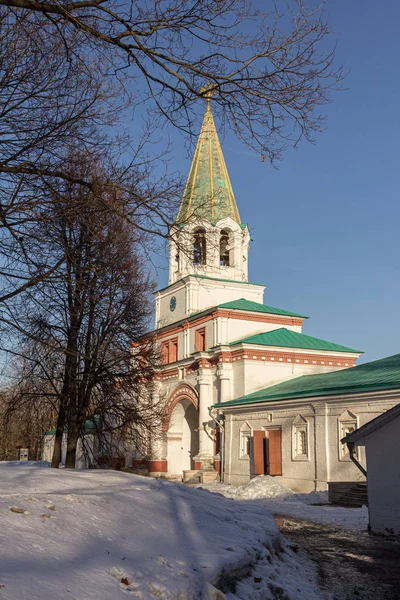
left=343, top=403, right=400, bottom=536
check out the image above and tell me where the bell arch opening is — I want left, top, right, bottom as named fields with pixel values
left=219, top=229, right=231, bottom=266
left=193, top=228, right=207, bottom=266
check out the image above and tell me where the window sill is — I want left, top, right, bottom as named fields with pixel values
left=292, top=455, right=310, bottom=462
left=339, top=455, right=356, bottom=462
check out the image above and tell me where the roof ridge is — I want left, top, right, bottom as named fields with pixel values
left=217, top=298, right=308, bottom=319
left=214, top=352, right=400, bottom=408
left=229, top=327, right=362, bottom=354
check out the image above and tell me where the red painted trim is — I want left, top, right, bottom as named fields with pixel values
left=213, top=460, right=221, bottom=474
left=194, top=461, right=202, bottom=470
left=163, top=384, right=199, bottom=432
left=159, top=367, right=180, bottom=381
left=147, top=460, right=168, bottom=473
left=152, top=310, right=305, bottom=341
left=161, top=337, right=179, bottom=365
left=170, top=351, right=356, bottom=376
left=218, top=310, right=304, bottom=327
left=229, top=348, right=357, bottom=367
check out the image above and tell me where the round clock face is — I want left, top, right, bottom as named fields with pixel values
left=170, top=296, right=177, bottom=312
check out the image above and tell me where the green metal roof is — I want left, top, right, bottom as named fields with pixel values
left=215, top=352, right=400, bottom=408
left=217, top=298, right=308, bottom=319
left=43, top=415, right=103, bottom=436
left=229, top=327, right=361, bottom=354
left=176, top=102, right=241, bottom=225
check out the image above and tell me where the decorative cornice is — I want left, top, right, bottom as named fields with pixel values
left=153, top=309, right=304, bottom=342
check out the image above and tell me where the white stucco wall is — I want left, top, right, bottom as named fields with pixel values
left=155, top=276, right=265, bottom=328
left=42, top=433, right=96, bottom=469
left=223, top=319, right=302, bottom=344
left=235, top=360, right=349, bottom=398
left=196, top=280, right=264, bottom=311
left=221, top=393, right=400, bottom=492
left=156, top=282, right=188, bottom=328
left=364, top=413, right=400, bottom=536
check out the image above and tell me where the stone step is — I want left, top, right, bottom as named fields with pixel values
left=183, top=470, right=200, bottom=483
left=328, top=481, right=368, bottom=507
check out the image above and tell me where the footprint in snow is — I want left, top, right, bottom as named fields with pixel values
left=9, top=506, right=29, bottom=514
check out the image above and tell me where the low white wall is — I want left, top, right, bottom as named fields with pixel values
left=42, top=433, right=95, bottom=469
left=365, top=413, right=400, bottom=536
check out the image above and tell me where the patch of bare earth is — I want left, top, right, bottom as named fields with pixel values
left=276, top=515, right=400, bottom=600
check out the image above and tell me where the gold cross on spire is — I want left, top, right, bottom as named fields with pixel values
left=200, top=83, right=216, bottom=104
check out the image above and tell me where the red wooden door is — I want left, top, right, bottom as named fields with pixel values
left=253, top=430, right=266, bottom=475
left=268, top=429, right=282, bottom=476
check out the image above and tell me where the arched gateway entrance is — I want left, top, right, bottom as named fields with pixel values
left=165, top=385, right=199, bottom=475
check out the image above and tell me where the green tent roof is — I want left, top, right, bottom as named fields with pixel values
left=215, top=352, right=400, bottom=408
left=229, top=327, right=361, bottom=354
left=176, top=102, right=241, bottom=225
left=217, top=298, right=308, bottom=319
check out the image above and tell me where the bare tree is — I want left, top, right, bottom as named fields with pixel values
left=0, top=1, right=343, bottom=306
left=0, top=0, right=343, bottom=157
left=0, top=360, right=57, bottom=461
left=5, top=155, right=164, bottom=468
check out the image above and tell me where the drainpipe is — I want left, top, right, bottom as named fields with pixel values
left=209, top=408, right=225, bottom=482
left=346, top=442, right=367, bottom=478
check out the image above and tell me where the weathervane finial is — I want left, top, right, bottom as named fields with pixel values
left=200, top=83, right=215, bottom=105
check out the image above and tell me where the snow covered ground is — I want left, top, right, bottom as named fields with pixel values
left=0, top=464, right=324, bottom=600
left=198, top=476, right=369, bottom=532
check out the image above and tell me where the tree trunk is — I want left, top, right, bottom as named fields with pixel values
left=51, top=403, right=66, bottom=468
left=65, top=422, right=80, bottom=469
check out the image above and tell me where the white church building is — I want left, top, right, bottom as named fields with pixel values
left=139, top=99, right=399, bottom=491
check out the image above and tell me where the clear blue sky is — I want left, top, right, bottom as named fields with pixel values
left=153, top=1, right=400, bottom=364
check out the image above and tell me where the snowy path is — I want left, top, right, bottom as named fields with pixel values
left=0, top=465, right=324, bottom=600
left=198, top=478, right=369, bottom=532
left=278, top=516, right=400, bottom=600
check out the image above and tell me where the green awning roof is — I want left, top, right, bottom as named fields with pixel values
left=215, top=353, right=400, bottom=408
left=43, top=415, right=103, bottom=436
left=229, top=327, right=361, bottom=354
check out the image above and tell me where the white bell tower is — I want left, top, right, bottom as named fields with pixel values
left=155, top=99, right=264, bottom=329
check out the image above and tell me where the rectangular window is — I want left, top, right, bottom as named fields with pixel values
left=340, top=421, right=357, bottom=458
left=292, top=417, right=309, bottom=461
left=195, top=328, right=206, bottom=352
left=294, top=427, right=308, bottom=457
left=170, top=338, right=178, bottom=362
left=161, top=341, right=169, bottom=365
left=161, top=338, right=179, bottom=364
left=240, top=430, right=251, bottom=458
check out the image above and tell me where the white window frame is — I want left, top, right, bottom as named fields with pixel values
left=239, top=422, right=252, bottom=459
left=338, top=410, right=358, bottom=461
left=292, top=415, right=309, bottom=461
